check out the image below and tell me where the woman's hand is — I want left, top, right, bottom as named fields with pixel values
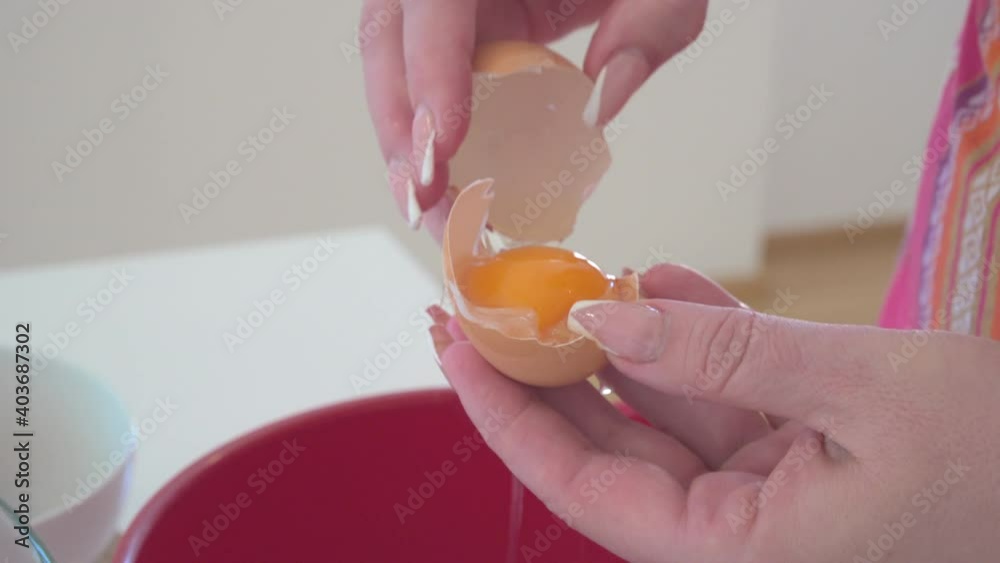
left=360, top=0, right=708, bottom=239
left=430, top=263, right=1000, bottom=562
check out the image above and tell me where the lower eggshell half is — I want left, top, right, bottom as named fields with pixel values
left=455, top=314, right=609, bottom=387
left=442, top=178, right=641, bottom=388
left=453, top=273, right=640, bottom=388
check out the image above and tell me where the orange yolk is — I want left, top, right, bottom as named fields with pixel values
left=460, top=246, right=610, bottom=333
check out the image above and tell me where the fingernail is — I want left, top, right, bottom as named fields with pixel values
left=582, top=66, right=607, bottom=128
left=426, top=304, right=450, bottom=326
left=412, top=106, right=436, bottom=186
left=386, top=157, right=416, bottom=219
left=406, top=177, right=422, bottom=230
left=428, top=324, right=454, bottom=367
left=568, top=300, right=668, bottom=363
left=582, top=49, right=651, bottom=128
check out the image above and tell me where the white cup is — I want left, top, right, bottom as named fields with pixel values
left=0, top=347, right=132, bottom=563
left=0, top=497, right=55, bottom=562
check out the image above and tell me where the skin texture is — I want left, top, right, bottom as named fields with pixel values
left=360, top=0, right=708, bottom=241
left=430, top=264, right=1000, bottom=562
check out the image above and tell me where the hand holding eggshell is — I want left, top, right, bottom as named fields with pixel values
left=438, top=42, right=645, bottom=387
left=442, top=179, right=640, bottom=387
left=434, top=263, right=1000, bottom=563
left=360, top=0, right=709, bottom=238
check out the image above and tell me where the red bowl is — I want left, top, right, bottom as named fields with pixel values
left=114, top=389, right=625, bottom=562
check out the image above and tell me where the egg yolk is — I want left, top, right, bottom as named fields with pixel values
left=460, top=246, right=610, bottom=333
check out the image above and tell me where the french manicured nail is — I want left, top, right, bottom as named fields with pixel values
left=426, top=304, right=450, bottom=326
left=412, top=106, right=436, bottom=186
left=428, top=324, right=454, bottom=366
left=386, top=157, right=416, bottom=220
left=406, top=177, right=422, bottom=230
left=567, top=300, right=668, bottom=363
left=582, top=49, right=651, bottom=128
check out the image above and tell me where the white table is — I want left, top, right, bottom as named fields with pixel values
left=0, top=226, right=447, bottom=528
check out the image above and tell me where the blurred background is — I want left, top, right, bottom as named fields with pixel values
left=0, top=0, right=969, bottom=558
left=2, top=2, right=968, bottom=321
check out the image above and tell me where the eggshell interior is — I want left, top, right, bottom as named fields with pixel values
left=448, top=41, right=612, bottom=244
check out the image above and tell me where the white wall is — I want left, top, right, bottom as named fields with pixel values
left=762, top=1, right=967, bottom=234
left=559, top=0, right=775, bottom=279
left=0, top=1, right=967, bottom=282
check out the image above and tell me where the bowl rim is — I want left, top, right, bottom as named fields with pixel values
left=111, top=388, right=458, bottom=563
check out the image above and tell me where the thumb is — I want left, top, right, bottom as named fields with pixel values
left=567, top=299, right=918, bottom=431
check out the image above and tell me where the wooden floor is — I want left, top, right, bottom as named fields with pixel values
left=721, top=223, right=906, bottom=326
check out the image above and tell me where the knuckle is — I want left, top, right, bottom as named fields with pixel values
left=691, top=308, right=757, bottom=399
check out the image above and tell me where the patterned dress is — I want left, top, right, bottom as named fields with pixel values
left=881, top=0, right=1000, bottom=338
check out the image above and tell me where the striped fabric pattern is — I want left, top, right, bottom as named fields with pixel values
left=881, top=0, right=1000, bottom=339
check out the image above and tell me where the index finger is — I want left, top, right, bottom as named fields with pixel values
left=398, top=0, right=478, bottom=223
left=360, top=0, right=421, bottom=224
left=440, top=341, right=687, bottom=562
left=582, top=0, right=707, bottom=126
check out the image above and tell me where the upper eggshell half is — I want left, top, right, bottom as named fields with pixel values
left=448, top=41, right=612, bottom=244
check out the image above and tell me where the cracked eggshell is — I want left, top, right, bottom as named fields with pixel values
left=448, top=41, right=612, bottom=244
left=443, top=179, right=639, bottom=387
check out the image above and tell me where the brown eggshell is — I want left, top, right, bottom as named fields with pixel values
left=454, top=279, right=639, bottom=387
left=448, top=41, right=611, bottom=244
left=443, top=179, right=639, bottom=387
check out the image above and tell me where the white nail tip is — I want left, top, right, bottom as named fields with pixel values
left=566, top=300, right=610, bottom=339
left=407, top=178, right=422, bottom=230
left=420, top=129, right=436, bottom=186
left=582, top=67, right=607, bottom=128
